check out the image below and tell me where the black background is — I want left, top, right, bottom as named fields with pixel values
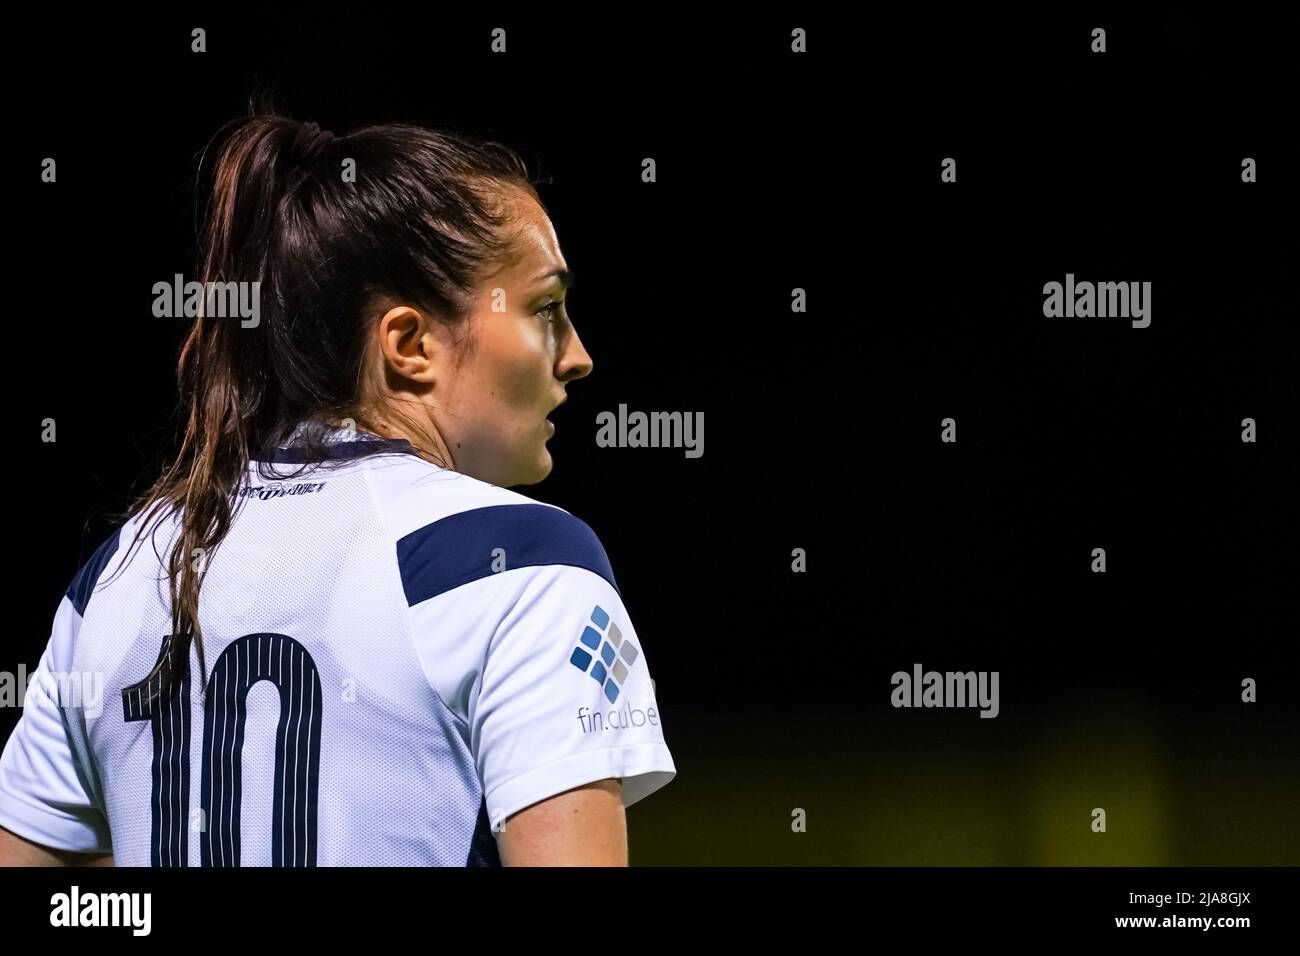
left=6, top=6, right=1297, bottom=867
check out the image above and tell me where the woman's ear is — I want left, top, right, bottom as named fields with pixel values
left=377, top=305, right=440, bottom=384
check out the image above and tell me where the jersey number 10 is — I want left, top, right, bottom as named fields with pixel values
left=121, top=632, right=322, bottom=866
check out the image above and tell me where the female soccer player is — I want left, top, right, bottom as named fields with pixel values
left=0, top=114, right=676, bottom=866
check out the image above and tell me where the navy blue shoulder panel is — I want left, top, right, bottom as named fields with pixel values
left=396, top=503, right=618, bottom=607
left=66, top=526, right=124, bottom=617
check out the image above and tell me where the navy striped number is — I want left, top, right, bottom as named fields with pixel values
left=122, top=633, right=322, bottom=866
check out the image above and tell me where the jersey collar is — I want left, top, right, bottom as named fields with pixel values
left=259, top=420, right=414, bottom=464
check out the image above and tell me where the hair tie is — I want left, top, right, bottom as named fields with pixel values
left=289, top=121, right=336, bottom=164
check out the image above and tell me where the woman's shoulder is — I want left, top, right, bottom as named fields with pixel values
left=366, top=454, right=616, bottom=597
left=365, top=451, right=573, bottom=524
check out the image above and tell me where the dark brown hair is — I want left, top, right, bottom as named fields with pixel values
left=120, top=105, right=545, bottom=696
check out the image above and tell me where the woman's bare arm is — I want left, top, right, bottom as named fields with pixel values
left=0, top=824, right=114, bottom=866
left=496, top=778, right=627, bottom=866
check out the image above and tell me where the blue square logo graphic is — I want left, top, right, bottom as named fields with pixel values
left=569, top=604, right=641, bottom=702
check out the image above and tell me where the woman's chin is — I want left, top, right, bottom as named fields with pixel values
left=505, top=447, right=553, bottom=488
left=531, top=447, right=554, bottom=482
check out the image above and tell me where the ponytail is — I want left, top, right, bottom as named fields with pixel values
left=118, top=106, right=543, bottom=700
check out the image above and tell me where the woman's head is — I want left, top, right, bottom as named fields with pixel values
left=365, top=185, right=590, bottom=487
left=130, top=109, right=591, bottom=687
left=189, top=111, right=591, bottom=486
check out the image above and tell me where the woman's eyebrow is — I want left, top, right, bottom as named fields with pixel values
left=533, top=267, right=576, bottom=290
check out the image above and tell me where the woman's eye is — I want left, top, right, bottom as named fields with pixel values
left=538, top=301, right=563, bottom=320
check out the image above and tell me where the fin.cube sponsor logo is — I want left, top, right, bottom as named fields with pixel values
left=568, top=604, right=639, bottom=703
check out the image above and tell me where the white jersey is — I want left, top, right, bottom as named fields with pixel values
left=0, top=428, right=676, bottom=865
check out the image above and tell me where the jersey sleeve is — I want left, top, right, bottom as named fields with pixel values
left=395, top=498, right=678, bottom=829
left=0, top=593, right=112, bottom=853
left=472, top=561, right=676, bottom=826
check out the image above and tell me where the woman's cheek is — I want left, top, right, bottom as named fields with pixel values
left=499, top=318, right=555, bottom=412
